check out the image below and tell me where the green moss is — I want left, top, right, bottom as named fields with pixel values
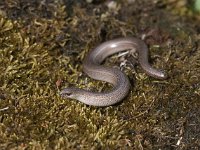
left=194, top=0, right=200, bottom=11
left=0, top=0, right=199, bottom=149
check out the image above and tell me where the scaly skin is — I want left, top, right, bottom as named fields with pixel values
left=60, top=37, right=167, bottom=106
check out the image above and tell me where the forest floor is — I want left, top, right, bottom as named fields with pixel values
left=0, top=0, right=199, bottom=149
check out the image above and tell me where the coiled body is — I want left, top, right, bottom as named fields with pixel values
left=60, top=37, right=167, bottom=106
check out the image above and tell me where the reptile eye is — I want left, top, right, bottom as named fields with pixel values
left=66, top=92, right=72, bottom=96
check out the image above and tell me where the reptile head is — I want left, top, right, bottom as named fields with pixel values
left=60, top=87, right=75, bottom=98
left=60, top=87, right=84, bottom=101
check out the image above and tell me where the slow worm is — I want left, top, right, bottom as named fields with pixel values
left=60, top=37, right=167, bottom=106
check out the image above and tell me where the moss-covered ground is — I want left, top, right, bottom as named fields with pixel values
left=0, top=0, right=199, bottom=149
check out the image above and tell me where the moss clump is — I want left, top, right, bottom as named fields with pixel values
left=194, top=0, right=200, bottom=11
